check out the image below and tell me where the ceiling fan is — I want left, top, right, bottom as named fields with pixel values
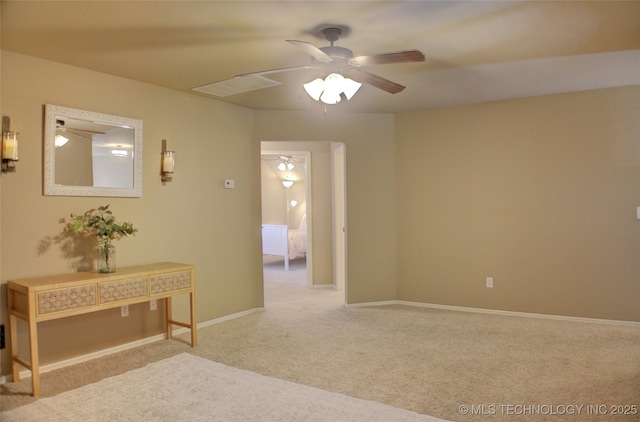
left=55, top=119, right=106, bottom=146
left=263, top=155, right=305, bottom=170
left=193, top=26, right=425, bottom=103
left=56, top=119, right=106, bottom=140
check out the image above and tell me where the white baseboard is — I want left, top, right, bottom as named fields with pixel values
left=311, top=283, right=335, bottom=290
left=0, top=307, right=265, bottom=385
left=346, top=300, right=640, bottom=327
left=345, top=300, right=397, bottom=308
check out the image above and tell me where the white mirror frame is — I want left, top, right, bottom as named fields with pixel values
left=44, top=104, right=143, bottom=197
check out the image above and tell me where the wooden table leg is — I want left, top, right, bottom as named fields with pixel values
left=28, top=316, right=41, bottom=397
left=8, top=312, right=20, bottom=382
left=190, top=291, right=197, bottom=347
left=165, top=297, right=173, bottom=340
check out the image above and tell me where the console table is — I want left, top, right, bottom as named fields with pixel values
left=7, top=262, right=197, bottom=397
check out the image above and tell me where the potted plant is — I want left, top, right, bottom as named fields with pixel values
left=67, top=204, right=137, bottom=273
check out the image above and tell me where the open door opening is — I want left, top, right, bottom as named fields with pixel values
left=260, top=141, right=346, bottom=304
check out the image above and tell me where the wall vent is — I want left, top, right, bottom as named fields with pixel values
left=192, top=75, right=282, bottom=97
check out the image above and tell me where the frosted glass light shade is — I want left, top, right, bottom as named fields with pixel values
left=342, top=78, right=362, bottom=100
left=55, top=134, right=69, bottom=148
left=162, top=151, right=175, bottom=173
left=303, top=78, right=324, bottom=101
left=2, top=132, right=19, bottom=161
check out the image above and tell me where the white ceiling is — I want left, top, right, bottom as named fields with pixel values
left=2, top=1, right=639, bottom=113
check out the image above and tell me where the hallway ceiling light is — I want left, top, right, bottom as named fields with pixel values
left=111, top=145, right=128, bottom=156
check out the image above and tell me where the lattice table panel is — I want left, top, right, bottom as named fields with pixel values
left=37, top=285, right=97, bottom=315
left=99, top=276, right=148, bottom=304
left=150, top=271, right=192, bottom=295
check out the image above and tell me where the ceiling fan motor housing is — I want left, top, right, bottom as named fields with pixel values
left=319, top=46, right=352, bottom=58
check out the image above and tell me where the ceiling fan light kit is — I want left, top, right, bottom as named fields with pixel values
left=303, top=73, right=362, bottom=104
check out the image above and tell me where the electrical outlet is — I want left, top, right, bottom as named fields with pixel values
left=0, top=324, right=5, bottom=350
left=121, top=305, right=129, bottom=317
left=150, top=299, right=157, bottom=311
left=486, top=277, right=494, bottom=288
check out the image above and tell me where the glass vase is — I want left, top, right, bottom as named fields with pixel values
left=97, top=243, right=116, bottom=273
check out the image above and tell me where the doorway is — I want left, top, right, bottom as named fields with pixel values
left=260, top=141, right=346, bottom=299
left=260, top=149, right=311, bottom=286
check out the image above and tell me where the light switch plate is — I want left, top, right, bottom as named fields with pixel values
left=224, top=179, right=235, bottom=189
left=637, top=207, right=640, bottom=220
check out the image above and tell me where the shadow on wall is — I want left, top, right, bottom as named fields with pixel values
left=37, top=218, right=96, bottom=272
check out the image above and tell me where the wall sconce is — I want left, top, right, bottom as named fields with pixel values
left=161, top=139, right=175, bottom=183
left=282, top=180, right=294, bottom=188
left=2, top=116, right=19, bottom=173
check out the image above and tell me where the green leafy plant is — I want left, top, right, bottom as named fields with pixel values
left=66, top=205, right=137, bottom=272
left=67, top=204, right=137, bottom=247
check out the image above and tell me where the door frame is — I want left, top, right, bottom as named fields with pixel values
left=332, top=143, right=347, bottom=293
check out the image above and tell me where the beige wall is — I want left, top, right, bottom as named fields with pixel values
left=396, top=86, right=640, bottom=322
left=0, top=51, right=264, bottom=373
left=254, top=112, right=398, bottom=303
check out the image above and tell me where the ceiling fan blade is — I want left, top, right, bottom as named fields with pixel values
left=58, top=127, right=105, bottom=135
left=57, top=129, right=95, bottom=141
left=352, top=50, right=425, bottom=67
left=286, top=40, right=333, bottom=62
left=349, top=69, right=406, bottom=94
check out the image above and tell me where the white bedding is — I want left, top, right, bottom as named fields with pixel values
left=288, top=214, right=307, bottom=259
left=288, top=228, right=306, bottom=259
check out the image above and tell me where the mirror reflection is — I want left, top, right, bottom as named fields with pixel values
left=44, top=105, right=143, bottom=197
left=55, top=117, right=134, bottom=188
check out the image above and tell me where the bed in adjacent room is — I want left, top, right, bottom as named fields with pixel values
left=262, top=215, right=307, bottom=271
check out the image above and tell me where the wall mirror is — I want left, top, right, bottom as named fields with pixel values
left=44, top=104, right=143, bottom=197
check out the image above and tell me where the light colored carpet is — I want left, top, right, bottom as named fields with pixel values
left=2, top=259, right=639, bottom=421
left=1, top=353, right=448, bottom=422
left=262, top=255, right=308, bottom=285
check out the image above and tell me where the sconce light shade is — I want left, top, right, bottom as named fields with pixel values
left=2, top=132, right=19, bottom=161
left=161, top=151, right=175, bottom=182
left=2, top=116, right=19, bottom=173
left=282, top=180, right=294, bottom=188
